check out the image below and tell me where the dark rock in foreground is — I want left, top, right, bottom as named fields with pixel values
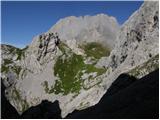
left=1, top=81, right=20, bottom=119
left=21, top=100, right=61, bottom=119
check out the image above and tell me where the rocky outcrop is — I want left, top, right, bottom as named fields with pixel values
left=1, top=1, right=159, bottom=118
left=108, top=1, right=159, bottom=72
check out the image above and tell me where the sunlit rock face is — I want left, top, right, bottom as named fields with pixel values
left=108, top=1, right=159, bottom=72
left=49, top=14, right=119, bottom=49
left=1, top=1, right=159, bottom=118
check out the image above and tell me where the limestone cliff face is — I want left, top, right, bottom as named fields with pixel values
left=49, top=14, right=119, bottom=49
left=109, top=1, right=159, bottom=72
left=1, top=1, right=159, bottom=118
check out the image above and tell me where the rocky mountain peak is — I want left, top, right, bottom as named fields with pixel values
left=49, top=14, right=119, bottom=49
left=1, top=1, right=159, bottom=118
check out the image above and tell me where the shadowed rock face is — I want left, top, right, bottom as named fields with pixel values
left=21, top=100, right=62, bottom=119
left=1, top=81, right=20, bottom=119
left=66, top=69, right=159, bottom=119
left=1, top=83, right=61, bottom=119
left=2, top=69, right=158, bottom=119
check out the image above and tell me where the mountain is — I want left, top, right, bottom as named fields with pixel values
left=1, top=1, right=159, bottom=118
left=49, top=14, right=119, bottom=49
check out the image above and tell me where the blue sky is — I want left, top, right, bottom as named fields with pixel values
left=1, top=1, right=143, bottom=48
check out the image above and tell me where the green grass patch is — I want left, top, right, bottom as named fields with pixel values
left=50, top=44, right=106, bottom=95
left=42, top=42, right=107, bottom=95
left=79, top=42, right=110, bottom=59
left=53, top=53, right=84, bottom=95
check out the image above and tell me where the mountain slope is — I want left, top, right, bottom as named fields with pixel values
left=1, top=13, right=119, bottom=117
left=1, top=1, right=159, bottom=118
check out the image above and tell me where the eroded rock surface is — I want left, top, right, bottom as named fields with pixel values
left=1, top=1, right=159, bottom=118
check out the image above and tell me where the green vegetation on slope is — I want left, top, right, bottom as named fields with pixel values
left=2, top=65, right=22, bottom=76
left=53, top=53, right=84, bottom=95
left=42, top=42, right=107, bottom=95
left=1, top=58, right=22, bottom=76
left=1, top=59, right=13, bottom=73
left=79, top=42, right=110, bottom=59
left=1, top=45, right=27, bottom=74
